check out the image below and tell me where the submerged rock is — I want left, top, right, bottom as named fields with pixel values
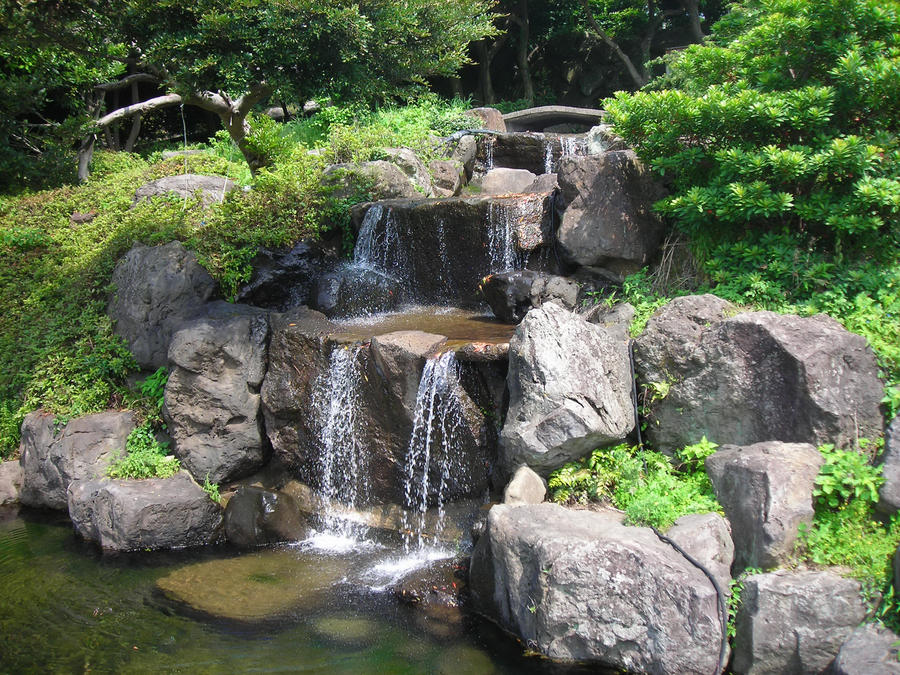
left=108, top=241, right=217, bottom=368
left=706, top=441, right=822, bottom=571
left=20, top=410, right=135, bottom=510
left=733, top=569, right=869, bottom=675
left=635, top=295, right=885, bottom=453
left=500, top=303, right=634, bottom=476
left=164, top=302, right=270, bottom=484
left=312, top=615, right=380, bottom=646
left=156, top=548, right=350, bottom=622
left=67, top=471, right=222, bottom=551
left=469, top=503, right=724, bottom=672
left=555, top=151, right=666, bottom=277
left=0, top=459, right=23, bottom=506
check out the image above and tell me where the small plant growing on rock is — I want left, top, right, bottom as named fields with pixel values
left=107, top=422, right=180, bottom=479
left=813, top=443, right=884, bottom=509
left=727, top=567, right=762, bottom=639
left=139, top=367, right=168, bottom=415
left=202, top=474, right=220, bottom=503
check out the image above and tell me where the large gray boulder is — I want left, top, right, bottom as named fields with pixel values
left=429, top=159, right=465, bottom=197
left=0, top=459, right=23, bottom=506
left=108, top=241, right=217, bottom=368
left=878, top=416, right=900, bottom=515
left=163, top=302, right=270, bottom=484
left=831, top=623, right=900, bottom=675
left=321, top=161, right=420, bottom=201
left=500, top=303, right=634, bottom=476
left=469, top=504, right=724, bottom=672
left=733, top=569, right=869, bottom=675
left=466, top=107, right=506, bottom=132
left=481, top=270, right=580, bottom=323
left=502, top=465, right=546, bottom=505
left=635, top=296, right=885, bottom=453
left=381, top=147, right=432, bottom=196
left=479, top=168, right=538, bottom=195
left=19, top=410, right=135, bottom=510
left=369, top=331, right=448, bottom=416
left=555, top=151, right=667, bottom=276
left=667, top=512, right=734, bottom=594
left=68, top=472, right=222, bottom=551
left=706, top=442, right=823, bottom=571
left=132, top=174, right=235, bottom=208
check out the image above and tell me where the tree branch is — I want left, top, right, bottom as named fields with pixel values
left=94, top=73, right=159, bottom=92
left=94, top=93, right=183, bottom=128
left=581, top=0, right=648, bottom=88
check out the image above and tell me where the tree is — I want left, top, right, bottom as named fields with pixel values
left=604, top=0, right=900, bottom=246
left=5, top=0, right=498, bottom=181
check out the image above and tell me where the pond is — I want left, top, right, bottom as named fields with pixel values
left=0, top=509, right=585, bottom=674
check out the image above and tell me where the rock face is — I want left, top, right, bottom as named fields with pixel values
left=469, top=504, right=724, bottom=673
left=666, top=512, right=734, bottom=593
left=500, top=303, right=634, bottom=475
left=223, top=486, right=309, bottom=548
left=0, top=459, right=23, bottom=506
left=349, top=194, right=557, bottom=307
left=108, top=241, right=217, bottom=368
left=706, top=442, right=822, bottom=571
left=369, top=331, right=448, bottom=416
left=635, top=295, right=885, bottom=453
left=67, top=472, right=222, bottom=551
left=381, top=147, right=432, bottom=196
left=479, top=168, right=538, bottom=195
left=310, top=265, right=404, bottom=318
left=163, top=302, right=270, bottom=484
left=132, top=174, right=235, bottom=207
left=581, top=301, right=635, bottom=345
left=466, top=107, right=506, bottom=132
left=555, top=151, right=666, bottom=276
left=234, top=241, right=332, bottom=311
left=878, top=416, right=900, bottom=515
left=733, top=569, right=869, bottom=675
left=831, top=623, right=900, bottom=675
left=429, top=159, right=465, bottom=197
left=502, top=465, right=546, bottom=505
left=321, top=161, right=421, bottom=200
left=19, top=411, right=135, bottom=510
left=480, top=270, right=579, bottom=323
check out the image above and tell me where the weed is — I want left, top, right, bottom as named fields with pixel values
left=106, top=422, right=180, bottom=479
left=813, top=443, right=884, bottom=509
left=727, top=567, right=762, bottom=639
left=202, top=474, right=220, bottom=503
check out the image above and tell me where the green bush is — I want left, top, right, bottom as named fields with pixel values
left=106, top=422, right=180, bottom=479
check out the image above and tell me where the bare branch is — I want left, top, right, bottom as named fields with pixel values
left=94, top=73, right=159, bottom=92
left=94, top=93, right=183, bottom=128
left=581, top=0, right=648, bottom=87
left=235, top=82, right=274, bottom=117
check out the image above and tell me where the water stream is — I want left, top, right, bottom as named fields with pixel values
left=487, top=201, right=523, bottom=273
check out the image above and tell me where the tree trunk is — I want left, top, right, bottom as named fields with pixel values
left=475, top=40, right=496, bottom=104
left=123, top=80, right=142, bottom=152
left=681, top=0, right=705, bottom=42
left=511, top=1, right=534, bottom=105
left=581, top=0, right=649, bottom=88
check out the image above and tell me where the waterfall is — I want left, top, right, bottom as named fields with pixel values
left=401, top=351, right=466, bottom=552
left=312, top=344, right=368, bottom=539
left=543, top=139, right=554, bottom=175
left=544, top=135, right=585, bottom=173
left=485, top=136, right=495, bottom=170
left=487, top=201, right=523, bottom=273
left=353, top=204, right=405, bottom=281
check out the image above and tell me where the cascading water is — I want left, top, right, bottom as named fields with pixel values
left=544, top=134, right=587, bottom=173
left=487, top=201, right=523, bottom=273
left=353, top=204, right=405, bottom=280
left=400, top=351, right=466, bottom=553
left=311, top=344, right=368, bottom=542
left=485, top=135, right=495, bottom=170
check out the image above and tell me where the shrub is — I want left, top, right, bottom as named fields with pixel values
left=106, top=422, right=180, bottom=479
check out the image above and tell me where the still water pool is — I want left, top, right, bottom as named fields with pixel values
left=0, top=509, right=584, bottom=674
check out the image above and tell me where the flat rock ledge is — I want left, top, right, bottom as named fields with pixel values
left=469, top=503, right=725, bottom=673
left=67, top=471, right=222, bottom=551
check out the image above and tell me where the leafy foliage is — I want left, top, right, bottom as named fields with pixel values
left=727, top=567, right=762, bottom=638
left=106, top=422, right=179, bottom=479
left=202, top=474, right=221, bottom=503
left=813, top=442, right=884, bottom=509
left=548, top=442, right=722, bottom=531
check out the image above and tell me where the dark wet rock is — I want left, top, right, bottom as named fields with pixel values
left=163, top=302, right=270, bottom=484
left=733, top=569, right=869, bottom=675
left=234, top=241, right=333, bottom=311
left=500, top=303, right=633, bottom=476
left=156, top=548, right=350, bottom=622
left=478, top=133, right=557, bottom=174
left=108, top=241, right=217, bottom=368
left=321, top=161, right=420, bottom=201
left=223, top=486, right=309, bottom=548
left=706, top=442, right=822, bottom=571
left=523, top=173, right=559, bottom=193
left=831, top=623, right=900, bottom=675
left=469, top=503, right=723, bottom=672
left=453, top=342, right=510, bottom=363
left=0, top=459, right=23, bottom=506
left=479, top=168, right=538, bottom=195
left=666, top=512, right=734, bottom=593
left=20, top=410, right=135, bottom=510
left=466, top=107, right=506, bottom=132
left=67, top=471, right=222, bottom=551
left=132, top=174, right=235, bottom=207
left=370, top=331, right=448, bottom=416
left=381, top=147, right=432, bottom=196
left=429, top=159, right=465, bottom=197
left=581, top=301, right=635, bottom=345
left=635, top=296, right=885, bottom=453
left=502, top=465, right=546, bottom=505
left=878, top=416, right=900, bottom=515
left=480, top=270, right=579, bottom=323
left=393, top=558, right=465, bottom=608
left=556, top=151, right=666, bottom=277
left=348, top=194, right=556, bottom=307
left=310, top=265, right=405, bottom=318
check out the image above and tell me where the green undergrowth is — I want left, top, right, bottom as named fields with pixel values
left=106, top=422, right=179, bottom=480
left=547, top=438, right=722, bottom=531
